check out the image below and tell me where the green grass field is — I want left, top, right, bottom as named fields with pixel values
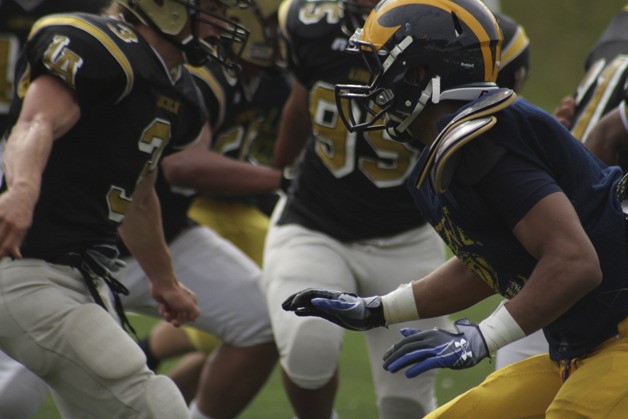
left=31, top=0, right=628, bottom=417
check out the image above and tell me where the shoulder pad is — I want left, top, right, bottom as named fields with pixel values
left=186, top=64, right=229, bottom=129
left=416, top=89, right=516, bottom=192
left=571, top=54, right=628, bottom=142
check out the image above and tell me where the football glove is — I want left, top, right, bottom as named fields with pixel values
left=282, top=289, right=386, bottom=331
left=383, top=318, right=489, bottom=378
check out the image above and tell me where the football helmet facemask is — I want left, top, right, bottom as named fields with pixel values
left=227, top=0, right=282, bottom=68
left=335, top=0, right=502, bottom=142
left=118, top=0, right=249, bottom=68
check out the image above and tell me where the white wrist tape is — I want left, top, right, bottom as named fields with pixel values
left=478, top=302, right=526, bottom=354
left=381, top=283, right=419, bottom=324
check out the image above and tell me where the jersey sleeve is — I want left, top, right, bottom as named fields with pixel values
left=476, top=152, right=562, bottom=230
left=20, top=15, right=133, bottom=111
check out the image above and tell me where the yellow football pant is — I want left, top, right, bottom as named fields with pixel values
left=428, top=317, right=628, bottom=418
left=183, top=196, right=271, bottom=354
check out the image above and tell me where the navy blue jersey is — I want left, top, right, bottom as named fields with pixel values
left=409, top=91, right=628, bottom=361
left=3, top=13, right=205, bottom=259
left=0, top=0, right=110, bottom=134
left=276, top=0, right=426, bottom=241
left=570, top=5, right=628, bottom=143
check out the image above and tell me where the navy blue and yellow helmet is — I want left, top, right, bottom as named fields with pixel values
left=336, top=0, right=503, bottom=140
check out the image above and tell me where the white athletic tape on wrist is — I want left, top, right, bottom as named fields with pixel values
left=478, top=302, right=526, bottom=354
left=381, top=282, right=419, bottom=324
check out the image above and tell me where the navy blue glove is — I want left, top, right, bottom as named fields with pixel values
left=383, top=319, right=489, bottom=378
left=282, top=289, right=386, bottom=331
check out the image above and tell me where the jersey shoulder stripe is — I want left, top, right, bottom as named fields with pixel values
left=28, top=14, right=134, bottom=102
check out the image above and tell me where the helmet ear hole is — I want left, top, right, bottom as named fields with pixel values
left=450, top=11, right=463, bottom=35
left=406, top=66, right=427, bottom=85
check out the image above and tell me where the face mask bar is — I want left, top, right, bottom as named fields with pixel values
left=175, top=0, right=250, bottom=69
left=335, top=37, right=392, bottom=134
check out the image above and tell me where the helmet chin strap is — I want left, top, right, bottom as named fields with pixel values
left=393, top=76, right=439, bottom=135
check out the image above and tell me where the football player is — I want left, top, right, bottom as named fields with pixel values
left=0, top=0, right=248, bottom=417
left=553, top=4, right=628, bottom=150
left=128, top=0, right=290, bottom=414
left=265, top=0, right=531, bottom=418
left=265, top=0, right=449, bottom=416
left=284, top=0, right=628, bottom=417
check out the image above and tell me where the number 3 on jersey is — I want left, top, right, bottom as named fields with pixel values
left=310, top=81, right=419, bottom=188
left=107, top=118, right=170, bottom=222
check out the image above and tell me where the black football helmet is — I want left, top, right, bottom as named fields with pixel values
left=494, top=12, right=530, bottom=93
left=118, top=0, right=250, bottom=68
left=335, top=0, right=502, bottom=142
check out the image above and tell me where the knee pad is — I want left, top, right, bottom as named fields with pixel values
left=281, top=319, right=343, bottom=390
left=379, top=396, right=426, bottom=419
left=65, top=304, right=145, bottom=380
left=143, top=375, right=189, bottom=419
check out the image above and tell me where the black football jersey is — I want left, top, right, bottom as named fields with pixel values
left=0, top=0, right=110, bottom=134
left=3, top=13, right=205, bottom=259
left=570, top=5, right=628, bottom=143
left=155, top=61, right=291, bottom=242
left=276, top=0, right=426, bottom=241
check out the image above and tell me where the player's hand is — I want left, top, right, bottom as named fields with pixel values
left=0, top=188, right=36, bottom=258
left=150, top=282, right=200, bottom=327
left=282, top=289, right=386, bottom=331
left=553, top=95, right=576, bottom=128
left=383, top=319, right=489, bottom=378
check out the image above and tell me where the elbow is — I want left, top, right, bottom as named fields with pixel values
left=161, top=155, right=189, bottom=187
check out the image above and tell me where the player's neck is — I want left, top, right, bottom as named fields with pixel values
left=135, top=25, right=185, bottom=71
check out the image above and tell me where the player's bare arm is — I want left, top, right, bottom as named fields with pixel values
left=0, top=75, right=79, bottom=258
left=552, top=95, right=576, bottom=128
left=411, top=257, right=495, bottom=319
left=583, top=108, right=628, bottom=166
left=162, top=122, right=282, bottom=196
left=507, top=191, right=602, bottom=335
left=273, top=78, right=311, bottom=168
left=118, top=170, right=199, bottom=326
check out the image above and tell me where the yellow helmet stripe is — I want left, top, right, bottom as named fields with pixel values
left=501, top=24, right=529, bottom=68
left=363, top=0, right=500, bottom=81
left=29, top=16, right=134, bottom=102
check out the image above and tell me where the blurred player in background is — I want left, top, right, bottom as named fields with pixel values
left=554, top=4, right=628, bottom=163
left=285, top=0, right=628, bottom=416
left=137, top=0, right=291, bottom=411
left=262, top=0, right=530, bottom=418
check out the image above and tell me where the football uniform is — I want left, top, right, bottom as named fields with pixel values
left=0, top=0, right=110, bottom=134
left=569, top=5, right=628, bottom=144
left=410, top=91, right=628, bottom=418
left=263, top=0, right=449, bottom=416
left=187, top=63, right=290, bottom=267
left=0, top=12, right=205, bottom=418
left=118, top=59, right=276, bottom=349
